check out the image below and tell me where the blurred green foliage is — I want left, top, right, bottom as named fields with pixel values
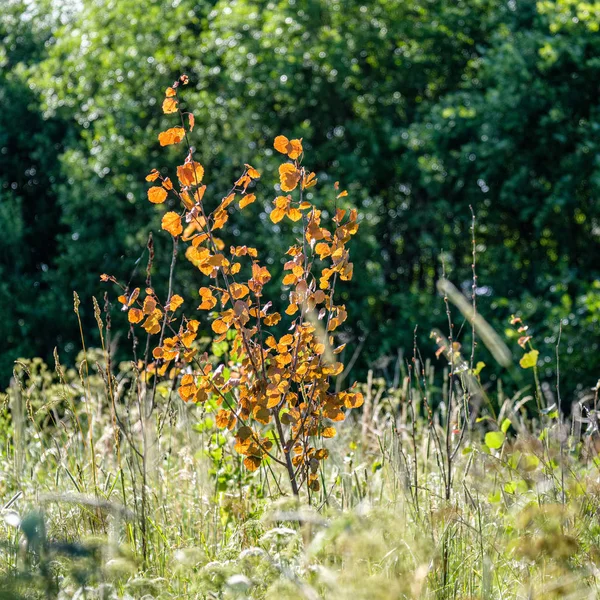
left=1, top=0, right=599, bottom=397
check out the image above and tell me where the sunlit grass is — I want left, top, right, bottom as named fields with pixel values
left=2, top=355, right=600, bottom=599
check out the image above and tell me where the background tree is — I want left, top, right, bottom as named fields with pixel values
left=1, top=0, right=598, bottom=400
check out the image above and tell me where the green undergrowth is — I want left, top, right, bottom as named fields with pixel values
left=1, top=354, right=600, bottom=599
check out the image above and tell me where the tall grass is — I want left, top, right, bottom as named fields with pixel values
left=2, top=318, right=600, bottom=599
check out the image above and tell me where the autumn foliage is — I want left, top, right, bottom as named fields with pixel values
left=103, top=75, right=363, bottom=496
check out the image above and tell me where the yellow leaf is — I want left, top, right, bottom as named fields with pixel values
left=270, top=207, right=286, bottom=223
left=285, top=303, right=298, bottom=316
left=239, top=193, right=256, bottom=209
left=167, top=294, right=183, bottom=311
left=161, top=212, right=183, bottom=237
left=279, top=163, right=301, bottom=192
left=158, top=127, right=185, bottom=146
left=520, top=350, right=539, bottom=369
left=165, top=87, right=177, bottom=97
left=148, top=186, right=167, bottom=204
left=162, top=97, right=178, bottom=114
left=322, top=427, right=337, bottom=438
left=287, top=207, right=302, bottom=222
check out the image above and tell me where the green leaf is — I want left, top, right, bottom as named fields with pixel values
left=473, top=361, right=486, bottom=376
left=501, top=418, right=512, bottom=434
left=519, top=350, right=539, bottom=369
left=485, top=431, right=505, bottom=450
left=488, top=490, right=501, bottom=503
left=521, top=454, right=540, bottom=471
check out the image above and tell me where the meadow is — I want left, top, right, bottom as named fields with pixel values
left=2, top=326, right=600, bottom=599
left=2, top=1, right=600, bottom=597
left=2, top=86, right=600, bottom=597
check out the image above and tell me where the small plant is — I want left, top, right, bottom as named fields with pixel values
left=103, top=75, right=363, bottom=497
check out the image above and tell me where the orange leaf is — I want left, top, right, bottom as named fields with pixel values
left=146, top=169, right=160, bottom=182
left=279, top=163, right=301, bottom=192
left=322, top=427, right=337, bottom=438
left=263, top=313, right=281, bottom=326
left=344, top=392, right=364, bottom=409
left=148, top=186, right=167, bottom=204
left=178, top=374, right=197, bottom=402
left=167, top=294, right=183, bottom=311
left=177, top=161, right=204, bottom=187
left=245, top=164, right=260, bottom=179
left=230, top=283, right=249, bottom=299
left=188, top=113, right=195, bottom=131
left=239, top=193, right=256, bottom=209
left=243, top=456, right=262, bottom=472
left=165, top=87, right=177, bottom=97
left=162, top=97, right=178, bottom=114
left=274, top=135, right=289, bottom=154
left=287, top=139, right=303, bottom=160
left=161, top=212, right=183, bottom=237
left=220, top=193, right=236, bottom=210
left=273, top=135, right=303, bottom=159
left=212, top=319, right=229, bottom=334
left=128, top=308, right=143, bottom=324
left=285, top=303, right=298, bottom=316
left=270, top=207, right=286, bottom=223
left=302, top=171, right=317, bottom=189
left=142, top=308, right=162, bottom=335
left=143, top=296, right=157, bottom=315
left=158, top=127, right=185, bottom=146
left=216, top=409, right=233, bottom=429
left=287, top=207, right=302, bottom=222
left=187, top=319, right=200, bottom=332
left=198, top=287, right=217, bottom=310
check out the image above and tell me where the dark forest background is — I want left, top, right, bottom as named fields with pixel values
left=1, top=0, right=599, bottom=398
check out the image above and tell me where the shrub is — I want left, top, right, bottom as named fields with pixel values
left=102, top=76, right=364, bottom=496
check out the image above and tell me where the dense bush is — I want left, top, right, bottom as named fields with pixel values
left=1, top=0, right=599, bottom=397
